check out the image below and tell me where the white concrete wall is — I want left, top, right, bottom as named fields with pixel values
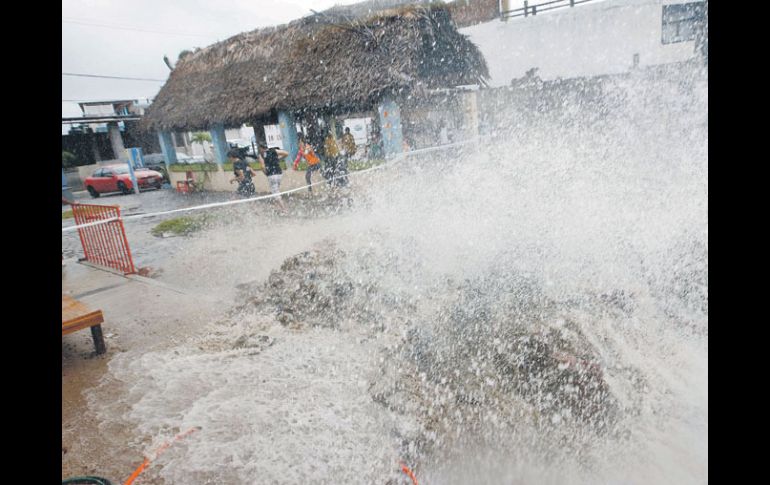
left=82, top=104, right=114, bottom=116
left=462, top=0, right=699, bottom=85
left=188, top=143, right=207, bottom=158
left=342, top=118, right=372, bottom=145
left=224, top=128, right=242, bottom=140
left=225, top=126, right=257, bottom=143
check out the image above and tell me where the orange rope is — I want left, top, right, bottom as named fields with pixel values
left=123, top=458, right=149, bottom=485
left=123, top=427, right=200, bottom=485
left=400, top=461, right=419, bottom=485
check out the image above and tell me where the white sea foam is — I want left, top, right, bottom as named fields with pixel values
left=87, top=64, right=707, bottom=484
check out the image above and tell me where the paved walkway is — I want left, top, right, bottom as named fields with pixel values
left=62, top=260, right=225, bottom=480
left=62, top=258, right=226, bottom=357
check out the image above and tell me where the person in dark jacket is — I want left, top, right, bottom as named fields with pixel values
left=322, top=130, right=342, bottom=187
left=337, top=127, right=355, bottom=187
left=228, top=149, right=258, bottom=197
left=257, top=143, right=289, bottom=211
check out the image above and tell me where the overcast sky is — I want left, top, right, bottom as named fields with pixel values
left=62, top=0, right=540, bottom=120
left=61, top=0, right=370, bottom=118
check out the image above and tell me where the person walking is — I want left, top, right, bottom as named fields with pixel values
left=258, top=143, right=289, bottom=211
left=228, top=149, right=258, bottom=198
left=339, top=127, right=356, bottom=187
left=323, top=130, right=341, bottom=187
left=293, top=133, right=322, bottom=193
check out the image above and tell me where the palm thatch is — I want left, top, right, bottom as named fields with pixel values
left=142, top=3, right=488, bottom=132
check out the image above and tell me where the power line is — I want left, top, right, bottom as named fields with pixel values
left=62, top=17, right=219, bottom=38
left=62, top=72, right=166, bottom=82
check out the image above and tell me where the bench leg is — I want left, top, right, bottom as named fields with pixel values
left=90, top=324, right=106, bottom=355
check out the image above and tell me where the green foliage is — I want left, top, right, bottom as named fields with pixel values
left=191, top=132, right=212, bottom=144
left=169, top=163, right=220, bottom=172
left=62, top=150, right=77, bottom=168
left=61, top=209, right=74, bottom=220
left=348, top=159, right=385, bottom=171
left=154, top=165, right=170, bottom=181
left=151, top=214, right=211, bottom=237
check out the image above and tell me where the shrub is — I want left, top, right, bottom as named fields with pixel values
left=168, top=163, right=220, bottom=172
left=62, top=151, right=77, bottom=168
left=151, top=214, right=211, bottom=236
left=349, top=159, right=385, bottom=171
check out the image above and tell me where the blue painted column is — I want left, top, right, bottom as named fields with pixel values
left=209, top=123, right=228, bottom=165
left=377, top=97, right=404, bottom=157
left=158, top=131, right=178, bottom=165
left=126, top=147, right=144, bottom=193
left=278, top=111, right=299, bottom=164
left=62, top=168, right=74, bottom=201
left=127, top=147, right=145, bottom=168
left=125, top=157, right=140, bottom=195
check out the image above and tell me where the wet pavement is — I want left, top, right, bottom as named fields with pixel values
left=62, top=260, right=225, bottom=482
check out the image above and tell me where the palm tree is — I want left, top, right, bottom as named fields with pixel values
left=191, top=132, right=212, bottom=158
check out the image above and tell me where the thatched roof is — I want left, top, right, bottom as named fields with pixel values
left=142, top=4, right=488, bottom=132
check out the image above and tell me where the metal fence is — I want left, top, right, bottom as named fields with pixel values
left=502, top=0, right=596, bottom=19
left=71, top=203, right=136, bottom=274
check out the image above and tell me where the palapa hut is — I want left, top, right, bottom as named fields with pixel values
left=142, top=3, right=488, bottom=165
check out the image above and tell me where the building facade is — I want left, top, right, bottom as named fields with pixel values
left=461, top=0, right=706, bottom=86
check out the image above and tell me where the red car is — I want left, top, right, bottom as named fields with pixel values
left=84, top=165, right=164, bottom=197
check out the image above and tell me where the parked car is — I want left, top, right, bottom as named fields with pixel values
left=228, top=139, right=257, bottom=157
left=84, top=164, right=164, bottom=197
left=142, top=154, right=170, bottom=182
left=141, top=151, right=207, bottom=182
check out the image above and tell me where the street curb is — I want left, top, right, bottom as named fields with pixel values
left=77, top=261, right=189, bottom=295
left=125, top=273, right=189, bottom=295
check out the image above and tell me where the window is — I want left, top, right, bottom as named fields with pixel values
left=93, top=169, right=104, bottom=177
left=662, top=2, right=705, bottom=44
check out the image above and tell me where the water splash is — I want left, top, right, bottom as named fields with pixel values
left=87, top=63, right=706, bottom=484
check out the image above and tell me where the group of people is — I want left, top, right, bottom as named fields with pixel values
left=228, top=143, right=289, bottom=210
left=227, top=127, right=358, bottom=208
left=291, top=127, right=356, bottom=191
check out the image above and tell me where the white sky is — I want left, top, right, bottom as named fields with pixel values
left=62, top=0, right=367, bottom=118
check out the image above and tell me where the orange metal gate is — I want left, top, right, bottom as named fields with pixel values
left=71, top=203, right=136, bottom=274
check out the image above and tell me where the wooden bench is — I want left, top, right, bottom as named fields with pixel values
left=62, top=295, right=106, bottom=355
